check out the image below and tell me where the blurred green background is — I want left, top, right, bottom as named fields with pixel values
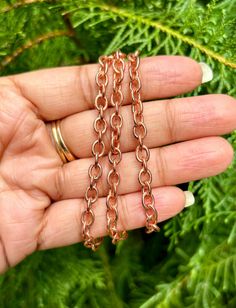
left=0, top=0, right=236, bottom=307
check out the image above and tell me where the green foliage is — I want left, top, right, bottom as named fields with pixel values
left=0, top=0, right=236, bottom=307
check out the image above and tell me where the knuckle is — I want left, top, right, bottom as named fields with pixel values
left=35, top=210, right=49, bottom=250
left=118, top=195, right=129, bottom=231
left=54, top=167, right=66, bottom=201
left=76, top=65, right=95, bottom=110
left=164, top=99, right=176, bottom=143
left=97, top=156, right=110, bottom=197
left=155, top=147, right=168, bottom=186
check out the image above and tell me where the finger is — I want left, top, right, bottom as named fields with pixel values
left=0, top=238, right=8, bottom=274
left=37, top=186, right=186, bottom=250
left=7, top=56, right=202, bottom=120
left=40, top=136, right=233, bottom=201
left=54, top=94, right=236, bottom=158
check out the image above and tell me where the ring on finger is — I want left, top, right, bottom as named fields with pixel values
left=51, top=120, right=76, bottom=163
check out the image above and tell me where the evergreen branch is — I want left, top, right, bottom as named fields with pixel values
left=98, top=247, right=123, bottom=308
left=2, top=1, right=87, bottom=64
left=0, top=0, right=50, bottom=13
left=96, top=4, right=236, bottom=69
left=2, top=2, right=235, bottom=68
left=62, top=13, right=80, bottom=48
left=0, top=30, right=73, bottom=68
left=61, top=13, right=87, bottom=63
left=141, top=245, right=236, bottom=307
left=0, top=1, right=235, bottom=306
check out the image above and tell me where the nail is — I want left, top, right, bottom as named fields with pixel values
left=184, top=191, right=195, bottom=208
left=199, top=62, right=213, bottom=84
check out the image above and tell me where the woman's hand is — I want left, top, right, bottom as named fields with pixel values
left=0, top=56, right=235, bottom=274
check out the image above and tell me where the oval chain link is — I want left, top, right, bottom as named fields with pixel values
left=106, top=50, right=128, bottom=244
left=81, top=54, right=113, bottom=251
left=82, top=50, right=159, bottom=251
left=128, top=51, right=160, bottom=233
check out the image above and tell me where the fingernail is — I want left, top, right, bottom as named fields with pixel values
left=199, top=62, right=213, bottom=83
left=184, top=191, right=195, bottom=207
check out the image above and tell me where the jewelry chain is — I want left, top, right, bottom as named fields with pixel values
left=106, top=50, right=128, bottom=244
left=82, top=50, right=159, bottom=250
left=81, top=54, right=113, bottom=251
left=128, top=51, right=160, bottom=233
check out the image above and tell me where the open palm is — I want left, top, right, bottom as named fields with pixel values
left=0, top=55, right=235, bottom=274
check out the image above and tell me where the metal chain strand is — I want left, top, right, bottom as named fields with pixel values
left=128, top=51, right=160, bottom=233
left=81, top=55, right=113, bottom=251
left=106, top=50, right=128, bottom=244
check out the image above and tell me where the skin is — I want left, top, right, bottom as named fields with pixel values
left=0, top=55, right=235, bottom=274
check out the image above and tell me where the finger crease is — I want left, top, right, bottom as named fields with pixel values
left=0, top=235, right=10, bottom=269
left=165, top=99, right=176, bottom=143
left=118, top=195, right=129, bottom=232
left=155, top=147, right=168, bottom=186
left=8, top=76, right=41, bottom=119
left=35, top=209, right=50, bottom=251
left=77, top=66, right=95, bottom=111
left=54, top=167, right=66, bottom=201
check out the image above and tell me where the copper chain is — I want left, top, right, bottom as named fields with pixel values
left=82, top=50, right=159, bottom=250
left=81, top=54, right=113, bottom=251
left=128, top=51, right=160, bottom=233
left=106, top=50, right=128, bottom=244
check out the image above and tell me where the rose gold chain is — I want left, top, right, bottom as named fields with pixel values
left=106, top=50, right=128, bottom=244
left=128, top=51, right=160, bottom=233
left=81, top=54, right=113, bottom=251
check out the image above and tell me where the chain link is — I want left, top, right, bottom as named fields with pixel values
left=81, top=54, right=113, bottom=251
left=128, top=51, right=160, bottom=233
left=106, top=50, right=128, bottom=244
left=82, top=50, right=159, bottom=250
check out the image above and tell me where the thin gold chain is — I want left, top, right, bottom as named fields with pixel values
left=81, top=55, right=113, bottom=251
left=128, top=51, right=160, bottom=233
left=106, top=50, right=128, bottom=244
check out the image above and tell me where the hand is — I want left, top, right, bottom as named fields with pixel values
left=0, top=56, right=235, bottom=274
